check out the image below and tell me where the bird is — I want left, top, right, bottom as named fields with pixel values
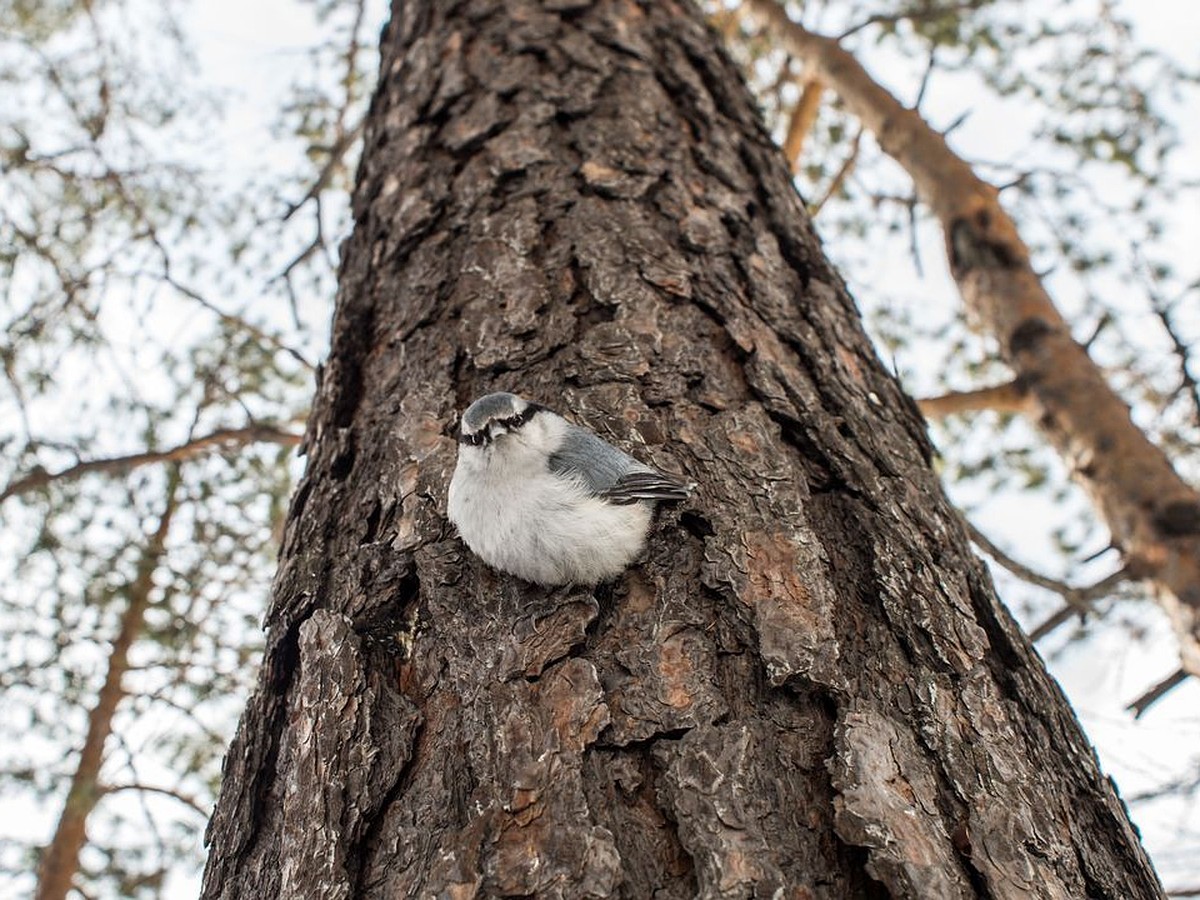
left=447, top=391, right=692, bottom=586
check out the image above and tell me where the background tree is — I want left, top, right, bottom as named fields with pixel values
left=1, top=1, right=377, bottom=895
left=199, top=0, right=1160, bottom=895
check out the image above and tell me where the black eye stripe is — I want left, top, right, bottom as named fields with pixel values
left=459, top=403, right=545, bottom=445
left=459, top=430, right=487, bottom=446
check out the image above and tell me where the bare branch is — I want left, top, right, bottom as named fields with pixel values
left=1027, top=605, right=1078, bottom=643
left=101, top=782, right=210, bottom=820
left=1126, top=767, right=1200, bottom=805
left=782, top=74, right=824, bottom=171
left=1026, top=569, right=1130, bottom=641
left=961, top=516, right=1131, bottom=641
left=918, top=380, right=1030, bottom=418
left=157, top=271, right=316, bottom=371
left=1126, top=668, right=1189, bottom=719
left=835, top=0, right=995, bottom=41
left=1151, top=292, right=1200, bottom=428
left=2, top=424, right=302, bottom=503
left=281, top=118, right=365, bottom=222
left=810, top=127, right=862, bottom=216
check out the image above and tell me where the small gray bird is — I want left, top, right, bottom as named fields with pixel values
left=447, top=392, right=692, bottom=586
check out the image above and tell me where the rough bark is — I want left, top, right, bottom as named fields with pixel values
left=202, top=2, right=1162, bottom=897
left=746, top=0, right=1200, bottom=678
left=36, top=473, right=180, bottom=900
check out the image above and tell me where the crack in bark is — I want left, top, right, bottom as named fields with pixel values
left=349, top=716, right=427, bottom=898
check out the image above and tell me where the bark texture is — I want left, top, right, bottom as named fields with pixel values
left=202, top=2, right=1162, bottom=897
left=746, top=0, right=1200, bottom=678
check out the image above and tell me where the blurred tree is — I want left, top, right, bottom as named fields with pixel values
left=1, top=0, right=377, bottom=896
left=729, top=0, right=1200, bottom=694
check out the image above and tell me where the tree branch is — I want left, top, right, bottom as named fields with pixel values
left=2, top=425, right=302, bottom=503
left=1150, top=290, right=1200, bottom=428
left=1126, top=668, right=1189, bottom=719
left=782, top=74, right=824, bottom=171
left=960, top=516, right=1131, bottom=641
left=918, top=380, right=1030, bottom=418
left=35, top=474, right=181, bottom=900
left=101, top=782, right=210, bottom=820
left=281, top=119, right=365, bottom=222
left=835, top=0, right=995, bottom=41
left=810, top=126, right=861, bottom=216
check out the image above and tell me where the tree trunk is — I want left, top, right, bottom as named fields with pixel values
left=37, top=472, right=180, bottom=900
left=202, top=2, right=1162, bottom=897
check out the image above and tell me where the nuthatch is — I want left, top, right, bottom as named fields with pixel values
left=447, top=392, right=691, bottom=586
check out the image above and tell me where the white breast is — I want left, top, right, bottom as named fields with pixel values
left=447, top=427, right=653, bottom=585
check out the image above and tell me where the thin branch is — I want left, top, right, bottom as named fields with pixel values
left=918, top=380, right=1030, bottom=418
left=914, top=43, right=937, bottom=110
left=2, top=424, right=302, bottom=503
left=158, top=271, right=315, bottom=371
left=281, top=118, right=365, bottom=222
left=1080, top=311, right=1113, bottom=352
left=1151, top=293, right=1200, bottom=428
left=1025, top=568, right=1132, bottom=641
left=1126, top=668, right=1189, bottom=719
left=79, top=147, right=315, bottom=371
left=810, top=127, right=862, bottom=216
left=906, top=188, right=923, bottom=277
left=782, top=73, right=824, bottom=171
left=835, top=0, right=993, bottom=41
left=101, top=782, right=210, bottom=820
left=1027, top=605, right=1078, bottom=643
left=965, top=516, right=1111, bottom=600
left=961, top=516, right=1131, bottom=641
left=1126, top=766, right=1200, bottom=805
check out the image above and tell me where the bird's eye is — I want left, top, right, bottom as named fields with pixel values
left=459, top=428, right=489, bottom=446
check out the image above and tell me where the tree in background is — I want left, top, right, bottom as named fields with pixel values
left=1, top=1, right=376, bottom=896
left=1, top=0, right=1197, bottom=896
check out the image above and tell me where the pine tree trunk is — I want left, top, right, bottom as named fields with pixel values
left=201, top=2, right=1163, bottom=897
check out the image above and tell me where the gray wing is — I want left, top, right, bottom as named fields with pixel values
left=548, top=424, right=691, bottom=505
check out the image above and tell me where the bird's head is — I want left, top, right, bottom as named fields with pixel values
left=458, top=392, right=547, bottom=450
